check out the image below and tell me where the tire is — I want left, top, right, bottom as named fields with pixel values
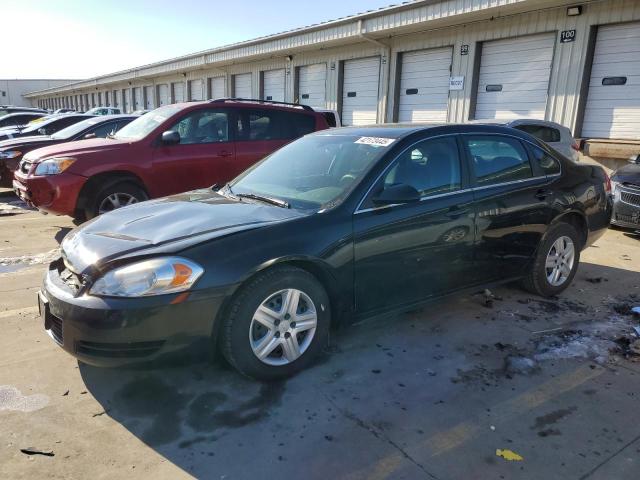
left=221, top=266, right=331, bottom=380
left=522, top=222, right=581, bottom=297
left=85, top=181, right=148, bottom=219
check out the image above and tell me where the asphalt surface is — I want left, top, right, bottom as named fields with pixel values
left=1, top=190, right=640, bottom=480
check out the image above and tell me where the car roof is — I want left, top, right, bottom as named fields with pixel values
left=0, top=112, right=44, bottom=118
left=470, top=118, right=570, bottom=130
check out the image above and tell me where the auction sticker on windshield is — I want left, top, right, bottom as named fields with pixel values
left=355, top=137, right=396, bottom=147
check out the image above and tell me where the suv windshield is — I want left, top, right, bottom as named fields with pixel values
left=51, top=118, right=102, bottom=140
left=114, top=105, right=180, bottom=140
left=230, top=134, right=392, bottom=209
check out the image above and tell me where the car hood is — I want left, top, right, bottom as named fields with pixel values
left=0, top=135, right=55, bottom=151
left=613, top=163, right=640, bottom=186
left=24, top=137, right=132, bottom=161
left=62, top=190, right=308, bottom=274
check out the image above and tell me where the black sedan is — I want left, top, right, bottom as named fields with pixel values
left=610, top=154, right=640, bottom=229
left=39, top=124, right=612, bottom=379
left=0, top=113, right=92, bottom=142
left=0, top=112, right=46, bottom=130
left=0, top=115, right=137, bottom=187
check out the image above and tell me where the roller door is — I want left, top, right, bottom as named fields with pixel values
left=298, top=64, right=326, bottom=109
left=233, top=73, right=252, bottom=98
left=341, top=57, right=380, bottom=125
left=210, top=77, right=226, bottom=99
left=263, top=69, right=285, bottom=102
left=582, top=22, right=640, bottom=140
left=189, top=79, right=203, bottom=101
left=133, top=87, right=143, bottom=110
left=397, top=47, right=452, bottom=123
left=158, top=84, right=169, bottom=106
left=172, top=82, right=185, bottom=103
left=123, top=90, right=131, bottom=113
left=474, top=33, right=555, bottom=120
left=144, top=86, right=155, bottom=109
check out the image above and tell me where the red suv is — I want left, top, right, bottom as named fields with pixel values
left=13, top=99, right=329, bottom=220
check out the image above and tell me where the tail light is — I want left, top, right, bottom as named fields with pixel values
left=604, top=172, right=612, bottom=194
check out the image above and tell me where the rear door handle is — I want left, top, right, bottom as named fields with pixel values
left=219, top=150, right=233, bottom=158
left=535, top=189, right=552, bottom=200
left=446, top=206, right=470, bottom=218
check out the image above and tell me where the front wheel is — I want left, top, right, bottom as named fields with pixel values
left=221, top=266, right=331, bottom=380
left=85, top=182, right=148, bottom=219
left=522, top=222, right=581, bottom=297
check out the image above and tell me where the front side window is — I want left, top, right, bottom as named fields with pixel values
left=89, top=122, right=120, bottom=138
left=464, top=135, right=532, bottom=186
left=531, top=146, right=561, bottom=175
left=382, top=136, right=462, bottom=197
left=167, top=109, right=229, bottom=145
left=230, top=134, right=390, bottom=209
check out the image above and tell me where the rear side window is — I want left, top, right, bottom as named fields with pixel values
left=280, top=112, right=316, bottom=139
left=531, top=146, right=561, bottom=175
left=51, top=116, right=86, bottom=132
left=236, top=109, right=316, bottom=141
left=464, top=135, right=532, bottom=186
left=514, top=124, right=561, bottom=143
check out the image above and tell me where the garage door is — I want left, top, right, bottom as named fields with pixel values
left=113, top=90, right=120, bottom=108
left=263, top=69, right=285, bottom=102
left=474, top=33, right=555, bottom=120
left=397, top=47, right=452, bottom=123
left=144, top=86, right=155, bottom=109
left=123, top=90, right=131, bottom=113
left=133, top=87, right=143, bottom=110
left=298, top=64, right=326, bottom=109
left=210, top=77, right=225, bottom=99
left=233, top=73, right=252, bottom=98
left=189, top=79, right=203, bottom=101
left=582, top=22, right=640, bottom=140
left=341, top=57, right=380, bottom=126
left=158, top=84, right=169, bottom=106
left=173, top=82, right=185, bottom=103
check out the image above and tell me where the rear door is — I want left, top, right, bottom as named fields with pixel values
left=151, top=108, right=235, bottom=196
left=462, top=134, right=555, bottom=282
left=353, top=134, right=476, bottom=314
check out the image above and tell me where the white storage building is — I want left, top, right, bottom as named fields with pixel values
left=24, top=0, right=640, bottom=156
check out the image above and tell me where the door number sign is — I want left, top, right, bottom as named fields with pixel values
left=560, top=30, right=576, bottom=43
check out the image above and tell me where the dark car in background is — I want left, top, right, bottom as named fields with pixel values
left=611, top=154, right=640, bottom=229
left=0, top=113, right=92, bottom=141
left=0, top=115, right=136, bottom=187
left=38, top=124, right=611, bottom=379
left=0, top=112, right=46, bottom=130
left=0, top=106, right=47, bottom=117
left=14, top=99, right=329, bottom=220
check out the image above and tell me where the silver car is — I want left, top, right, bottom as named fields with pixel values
left=473, top=118, right=581, bottom=162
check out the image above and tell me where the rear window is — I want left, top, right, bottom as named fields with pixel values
left=514, top=124, right=561, bottom=143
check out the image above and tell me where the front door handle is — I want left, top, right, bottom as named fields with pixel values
left=446, top=206, right=470, bottom=218
left=535, top=189, right=552, bottom=200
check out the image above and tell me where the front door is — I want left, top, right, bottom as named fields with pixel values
left=461, top=134, right=555, bottom=282
left=152, top=108, right=235, bottom=196
left=353, top=135, right=476, bottom=314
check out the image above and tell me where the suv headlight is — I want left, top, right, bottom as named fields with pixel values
left=89, top=257, right=204, bottom=297
left=0, top=150, right=21, bottom=159
left=34, top=157, right=76, bottom=176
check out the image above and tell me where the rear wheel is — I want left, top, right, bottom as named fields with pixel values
left=85, top=182, right=148, bottom=219
left=221, top=266, right=330, bottom=380
left=522, top=222, right=581, bottom=297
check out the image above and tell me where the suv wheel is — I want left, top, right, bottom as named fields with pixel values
left=522, top=222, right=581, bottom=297
left=86, top=182, right=148, bottom=219
left=221, top=266, right=330, bottom=380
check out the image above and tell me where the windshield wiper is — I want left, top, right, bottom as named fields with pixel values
left=236, top=193, right=290, bottom=209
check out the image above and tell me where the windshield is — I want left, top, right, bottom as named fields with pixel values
left=51, top=118, right=100, bottom=140
left=230, top=134, right=393, bottom=209
left=114, top=105, right=180, bottom=140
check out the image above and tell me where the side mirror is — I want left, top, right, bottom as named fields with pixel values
left=161, top=130, right=180, bottom=145
left=372, top=184, right=421, bottom=206
left=629, top=154, right=640, bottom=164
left=83, top=133, right=96, bottom=139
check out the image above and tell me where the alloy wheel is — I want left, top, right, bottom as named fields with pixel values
left=249, top=288, right=318, bottom=366
left=98, top=193, right=139, bottom=214
left=545, top=235, right=575, bottom=287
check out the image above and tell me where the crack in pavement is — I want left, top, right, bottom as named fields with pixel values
left=579, top=431, right=640, bottom=479
left=321, top=391, right=440, bottom=480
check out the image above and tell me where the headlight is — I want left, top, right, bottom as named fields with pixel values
left=34, top=157, right=76, bottom=176
left=89, top=257, right=204, bottom=297
left=0, top=150, right=21, bottom=159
